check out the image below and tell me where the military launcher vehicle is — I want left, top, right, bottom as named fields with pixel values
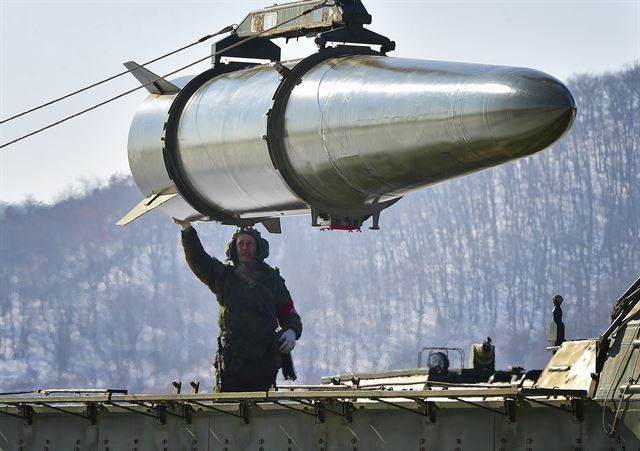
left=2, top=277, right=640, bottom=450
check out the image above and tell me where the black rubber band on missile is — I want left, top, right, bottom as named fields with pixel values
left=266, top=45, right=401, bottom=220
left=163, top=62, right=255, bottom=223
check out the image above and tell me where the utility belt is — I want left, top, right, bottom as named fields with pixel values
left=214, top=331, right=297, bottom=387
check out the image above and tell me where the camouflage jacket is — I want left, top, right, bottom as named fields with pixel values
left=181, top=228, right=302, bottom=364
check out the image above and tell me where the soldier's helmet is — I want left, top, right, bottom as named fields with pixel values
left=225, top=227, right=270, bottom=264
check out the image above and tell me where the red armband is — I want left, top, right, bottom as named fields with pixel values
left=277, top=299, right=297, bottom=323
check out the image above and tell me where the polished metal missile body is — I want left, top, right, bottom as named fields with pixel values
left=124, top=52, right=575, bottom=229
left=281, top=56, right=575, bottom=214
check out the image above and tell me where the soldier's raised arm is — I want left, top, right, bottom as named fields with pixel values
left=173, top=218, right=226, bottom=293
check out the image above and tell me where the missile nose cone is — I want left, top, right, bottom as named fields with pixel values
left=510, top=69, right=576, bottom=130
left=480, top=69, right=576, bottom=159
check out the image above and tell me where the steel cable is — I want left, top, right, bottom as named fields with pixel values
left=0, top=25, right=235, bottom=126
left=0, top=0, right=329, bottom=151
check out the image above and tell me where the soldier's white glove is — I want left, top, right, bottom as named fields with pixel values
left=278, top=329, right=296, bottom=353
left=172, top=217, right=192, bottom=231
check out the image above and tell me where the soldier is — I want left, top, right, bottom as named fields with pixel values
left=173, top=218, right=302, bottom=392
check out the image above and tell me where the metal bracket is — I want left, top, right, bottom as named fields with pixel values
left=285, top=399, right=349, bottom=423
left=520, top=395, right=581, bottom=419
left=87, top=404, right=97, bottom=425
left=341, top=401, right=354, bottom=423
left=155, top=402, right=192, bottom=424
left=156, top=404, right=167, bottom=425
left=271, top=61, right=291, bottom=78
left=311, top=208, right=321, bottom=227
left=314, top=401, right=326, bottom=424
left=315, top=25, right=395, bottom=54
left=239, top=400, right=250, bottom=425
left=571, top=398, right=584, bottom=422
left=213, top=33, right=281, bottom=64
left=22, top=404, right=34, bottom=426
left=182, top=404, right=193, bottom=425
left=503, top=399, right=517, bottom=422
left=369, top=212, right=380, bottom=230
left=223, top=0, right=394, bottom=57
left=422, top=400, right=437, bottom=423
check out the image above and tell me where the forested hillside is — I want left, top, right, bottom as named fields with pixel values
left=0, top=64, right=638, bottom=392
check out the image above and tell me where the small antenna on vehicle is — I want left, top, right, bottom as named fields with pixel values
left=548, top=295, right=565, bottom=353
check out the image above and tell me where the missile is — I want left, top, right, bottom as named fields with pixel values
left=118, top=5, right=576, bottom=232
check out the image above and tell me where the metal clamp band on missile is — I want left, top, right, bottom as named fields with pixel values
left=118, top=0, right=576, bottom=232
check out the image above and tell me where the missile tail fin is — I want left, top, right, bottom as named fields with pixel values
left=116, top=188, right=178, bottom=226
left=124, top=61, right=180, bottom=95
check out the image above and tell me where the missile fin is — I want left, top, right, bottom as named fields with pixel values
left=116, top=189, right=178, bottom=226
left=261, top=218, right=282, bottom=234
left=124, top=61, right=180, bottom=95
